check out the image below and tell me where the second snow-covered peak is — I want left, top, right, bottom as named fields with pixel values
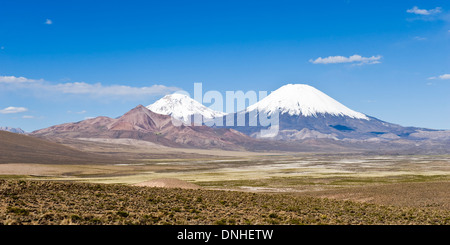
left=147, top=93, right=226, bottom=122
left=246, top=84, right=369, bottom=120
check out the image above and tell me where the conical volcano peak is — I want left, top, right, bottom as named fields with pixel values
left=247, top=84, right=369, bottom=120
left=147, top=92, right=226, bottom=123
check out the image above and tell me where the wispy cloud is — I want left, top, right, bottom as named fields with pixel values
left=0, top=107, right=28, bottom=114
left=407, top=6, right=442, bottom=15
left=45, top=19, right=53, bottom=25
left=51, top=82, right=179, bottom=96
left=22, top=115, right=35, bottom=119
left=406, top=6, right=448, bottom=22
left=413, top=36, right=427, bottom=41
left=67, top=110, right=87, bottom=114
left=428, top=74, right=450, bottom=80
left=0, top=75, right=180, bottom=98
left=309, top=54, right=382, bottom=65
left=0, top=75, right=42, bottom=83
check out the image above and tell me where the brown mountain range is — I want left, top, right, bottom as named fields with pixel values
left=30, top=105, right=450, bottom=154
left=32, top=105, right=255, bottom=150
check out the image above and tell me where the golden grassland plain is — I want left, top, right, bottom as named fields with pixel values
left=0, top=143, right=449, bottom=225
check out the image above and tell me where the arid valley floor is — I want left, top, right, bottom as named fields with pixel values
left=1, top=136, right=449, bottom=225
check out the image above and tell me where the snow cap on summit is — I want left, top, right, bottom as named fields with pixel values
left=246, top=84, right=368, bottom=120
left=147, top=93, right=226, bottom=123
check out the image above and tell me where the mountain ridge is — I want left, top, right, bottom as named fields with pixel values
left=32, top=105, right=255, bottom=150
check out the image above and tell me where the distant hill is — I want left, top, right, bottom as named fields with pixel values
left=0, top=130, right=118, bottom=164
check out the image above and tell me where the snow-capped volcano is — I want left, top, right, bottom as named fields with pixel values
left=246, top=84, right=368, bottom=120
left=147, top=93, right=226, bottom=123
left=215, top=83, right=426, bottom=140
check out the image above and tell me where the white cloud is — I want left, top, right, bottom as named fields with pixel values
left=0, top=75, right=42, bottom=83
left=51, top=82, right=180, bottom=96
left=407, top=6, right=442, bottom=15
left=0, top=107, right=28, bottom=114
left=0, top=75, right=180, bottom=97
left=45, top=19, right=53, bottom=25
left=309, top=54, right=382, bottom=65
left=22, top=115, right=35, bottom=119
left=428, top=74, right=450, bottom=80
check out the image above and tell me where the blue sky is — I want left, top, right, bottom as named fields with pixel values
left=1, top=0, right=449, bottom=132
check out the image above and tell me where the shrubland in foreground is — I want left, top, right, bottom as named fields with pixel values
left=1, top=179, right=449, bottom=225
